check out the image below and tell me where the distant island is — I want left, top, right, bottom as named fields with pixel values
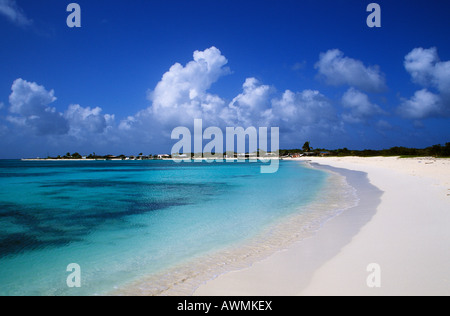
left=23, top=142, right=450, bottom=161
left=23, top=152, right=170, bottom=161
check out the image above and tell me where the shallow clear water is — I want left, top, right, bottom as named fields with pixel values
left=0, top=159, right=329, bottom=296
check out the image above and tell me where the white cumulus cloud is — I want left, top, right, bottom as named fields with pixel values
left=400, top=47, right=450, bottom=119
left=64, top=104, right=114, bottom=138
left=9, top=78, right=57, bottom=116
left=222, top=78, right=273, bottom=127
left=404, top=47, right=450, bottom=96
left=341, top=88, right=385, bottom=123
left=315, top=49, right=386, bottom=92
left=6, top=47, right=391, bottom=155
left=271, top=89, right=340, bottom=140
left=7, top=78, right=115, bottom=138
left=399, top=89, right=441, bottom=119
left=118, top=47, right=347, bottom=149
left=148, top=46, right=230, bottom=126
left=8, top=78, right=68, bottom=135
left=404, top=47, right=440, bottom=86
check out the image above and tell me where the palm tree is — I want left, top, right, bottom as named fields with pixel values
left=302, top=142, right=311, bottom=152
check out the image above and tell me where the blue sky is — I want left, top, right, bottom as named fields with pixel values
left=0, top=0, right=449, bottom=158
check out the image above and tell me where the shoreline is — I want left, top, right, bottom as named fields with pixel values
left=194, top=156, right=450, bottom=296
left=193, top=159, right=382, bottom=296
left=110, top=161, right=355, bottom=296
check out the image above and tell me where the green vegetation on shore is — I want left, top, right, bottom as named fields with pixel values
left=281, top=142, right=450, bottom=158
left=38, top=142, right=450, bottom=160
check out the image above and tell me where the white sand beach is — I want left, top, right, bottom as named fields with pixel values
left=194, top=157, right=450, bottom=296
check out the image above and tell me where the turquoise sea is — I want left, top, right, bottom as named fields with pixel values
left=0, top=159, right=351, bottom=296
